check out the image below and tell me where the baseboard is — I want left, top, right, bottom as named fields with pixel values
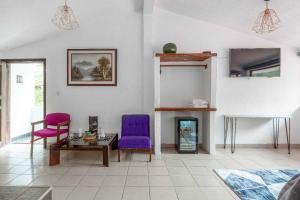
left=161, top=144, right=175, bottom=148
left=162, top=143, right=300, bottom=149
left=217, top=144, right=300, bottom=148
left=161, top=144, right=203, bottom=148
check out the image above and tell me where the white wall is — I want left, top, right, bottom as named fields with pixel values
left=2, top=0, right=143, bottom=135
left=159, top=60, right=209, bottom=145
left=153, top=8, right=300, bottom=145
left=2, top=5, right=300, bottom=146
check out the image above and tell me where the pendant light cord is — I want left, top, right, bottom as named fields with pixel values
left=265, top=0, right=269, bottom=9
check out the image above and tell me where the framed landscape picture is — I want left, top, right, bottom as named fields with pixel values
left=67, top=49, right=117, bottom=86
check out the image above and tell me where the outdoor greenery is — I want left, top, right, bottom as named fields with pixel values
left=34, top=73, right=43, bottom=106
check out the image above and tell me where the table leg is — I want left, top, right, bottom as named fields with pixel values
left=103, top=146, right=109, bottom=167
left=224, top=116, right=229, bottom=149
left=272, top=118, right=279, bottom=149
left=111, top=138, right=118, bottom=150
left=49, top=144, right=60, bottom=166
left=230, top=117, right=237, bottom=154
left=285, top=118, right=291, bottom=154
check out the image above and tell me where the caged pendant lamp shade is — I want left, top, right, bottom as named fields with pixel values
left=52, top=0, right=79, bottom=30
left=252, top=0, right=280, bottom=34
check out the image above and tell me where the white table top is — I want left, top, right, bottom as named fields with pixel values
left=224, top=114, right=292, bottom=118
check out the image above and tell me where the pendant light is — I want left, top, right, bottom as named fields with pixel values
left=52, top=0, right=79, bottom=30
left=252, top=0, right=280, bottom=34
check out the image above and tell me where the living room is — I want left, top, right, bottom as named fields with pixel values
left=0, top=0, right=299, bottom=200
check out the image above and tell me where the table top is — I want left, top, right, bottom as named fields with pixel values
left=66, top=133, right=118, bottom=147
left=224, top=114, right=292, bottom=118
left=0, top=186, right=51, bottom=200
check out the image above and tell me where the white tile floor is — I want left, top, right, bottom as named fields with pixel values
left=0, top=144, right=300, bottom=200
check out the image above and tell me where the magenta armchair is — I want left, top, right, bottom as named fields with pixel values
left=31, top=113, right=71, bottom=157
left=118, top=115, right=152, bottom=162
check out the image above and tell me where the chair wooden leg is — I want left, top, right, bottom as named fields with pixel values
left=118, top=149, right=120, bottom=162
left=149, top=149, right=152, bottom=162
left=56, top=135, right=60, bottom=143
left=43, top=138, right=47, bottom=149
left=30, top=135, right=34, bottom=158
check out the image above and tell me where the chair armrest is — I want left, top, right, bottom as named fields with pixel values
left=31, top=120, right=45, bottom=126
left=57, top=120, right=71, bottom=127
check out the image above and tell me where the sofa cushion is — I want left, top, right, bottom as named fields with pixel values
left=118, top=136, right=151, bottom=149
left=33, top=128, right=69, bottom=138
left=121, top=115, right=150, bottom=137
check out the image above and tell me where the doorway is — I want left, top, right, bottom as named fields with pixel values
left=1, top=59, right=46, bottom=144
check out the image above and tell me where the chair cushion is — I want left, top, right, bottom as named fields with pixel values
left=33, top=128, right=69, bottom=138
left=45, top=113, right=70, bottom=126
left=122, top=115, right=150, bottom=137
left=118, top=136, right=151, bottom=149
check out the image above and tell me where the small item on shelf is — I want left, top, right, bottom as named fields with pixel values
left=69, top=132, right=82, bottom=141
left=73, top=132, right=79, bottom=138
left=190, top=99, right=209, bottom=108
left=189, top=104, right=209, bottom=108
left=100, top=129, right=105, bottom=138
left=89, top=116, right=98, bottom=133
left=83, top=131, right=96, bottom=141
left=85, top=131, right=91, bottom=135
left=163, top=43, right=177, bottom=53
left=78, top=128, right=83, bottom=137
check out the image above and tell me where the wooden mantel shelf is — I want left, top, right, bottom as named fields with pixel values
left=156, top=52, right=217, bottom=62
left=155, top=107, right=217, bottom=112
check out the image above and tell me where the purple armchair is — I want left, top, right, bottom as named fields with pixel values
left=118, top=115, right=152, bottom=162
left=31, top=113, right=71, bottom=157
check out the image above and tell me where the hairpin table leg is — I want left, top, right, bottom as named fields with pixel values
left=230, top=117, right=237, bottom=153
left=224, top=116, right=229, bottom=149
left=284, top=118, right=291, bottom=154
left=272, top=118, right=279, bottom=149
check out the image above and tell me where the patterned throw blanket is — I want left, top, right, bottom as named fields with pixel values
left=278, top=174, right=300, bottom=200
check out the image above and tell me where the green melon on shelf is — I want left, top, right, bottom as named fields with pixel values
left=163, top=43, right=177, bottom=53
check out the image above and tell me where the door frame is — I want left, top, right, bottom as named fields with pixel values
left=0, top=58, right=46, bottom=144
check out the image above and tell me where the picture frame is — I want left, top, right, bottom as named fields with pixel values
left=67, top=49, right=117, bottom=86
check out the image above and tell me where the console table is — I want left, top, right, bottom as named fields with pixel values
left=223, top=115, right=291, bottom=154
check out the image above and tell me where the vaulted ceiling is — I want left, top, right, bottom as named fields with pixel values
left=0, top=0, right=142, bottom=51
left=0, top=0, right=60, bottom=51
left=156, top=0, right=300, bottom=48
left=0, top=0, right=299, bottom=51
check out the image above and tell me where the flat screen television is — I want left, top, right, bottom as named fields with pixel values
left=229, top=48, right=281, bottom=77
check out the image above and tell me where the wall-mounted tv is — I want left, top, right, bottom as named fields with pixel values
left=229, top=48, right=281, bottom=77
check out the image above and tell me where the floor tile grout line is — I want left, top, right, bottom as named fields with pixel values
left=162, top=155, right=178, bottom=199
left=148, top=159, right=151, bottom=200
left=120, top=152, right=131, bottom=200
left=181, top=156, right=200, bottom=188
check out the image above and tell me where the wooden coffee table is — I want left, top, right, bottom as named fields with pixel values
left=49, top=133, right=118, bottom=167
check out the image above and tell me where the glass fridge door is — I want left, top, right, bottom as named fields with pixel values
left=179, top=120, right=197, bottom=151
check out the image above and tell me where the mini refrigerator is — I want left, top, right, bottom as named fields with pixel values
left=175, top=117, right=198, bottom=153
